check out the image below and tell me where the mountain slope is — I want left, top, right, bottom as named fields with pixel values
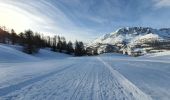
left=88, top=27, right=170, bottom=56
left=0, top=44, right=38, bottom=62
left=0, top=44, right=71, bottom=62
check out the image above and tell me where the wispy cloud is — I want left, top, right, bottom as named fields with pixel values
left=153, top=0, right=170, bottom=8
left=0, top=0, right=170, bottom=42
left=0, top=0, right=98, bottom=42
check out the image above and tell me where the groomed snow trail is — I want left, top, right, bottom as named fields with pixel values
left=0, top=57, right=151, bottom=100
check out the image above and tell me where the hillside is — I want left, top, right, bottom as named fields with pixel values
left=87, top=27, right=170, bottom=56
left=0, top=44, right=38, bottom=62
left=0, top=44, right=71, bottom=63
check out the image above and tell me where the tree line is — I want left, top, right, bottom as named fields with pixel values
left=0, top=26, right=86, bottom=56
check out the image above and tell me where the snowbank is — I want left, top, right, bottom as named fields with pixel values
left=141, top=51, right=170, bottom=60
left=0, top=44, right=71, bottom=62
left=100, top=53, right=130, bottom=57
left=0, top=44, right=38, bottom=62
left=33, top=49, right=71, bottom=60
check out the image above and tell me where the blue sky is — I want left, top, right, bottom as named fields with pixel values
left=0, top=0, right=170, bottom=42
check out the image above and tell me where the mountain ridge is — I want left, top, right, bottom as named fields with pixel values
left=87, top=27, right=170, bottom=56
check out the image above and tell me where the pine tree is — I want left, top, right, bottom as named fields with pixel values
left=0, top=27, right=8, bottom=43
left=66, top=41, right=74, bottom=54
left=74, top=41, right=86, bottom=56
left=51, top=36, right=57, bottom=52
left=61, top=37, right=67, bottom=51
left=11, top=29, right=17, bottom=45
left=0, top=28, right=4, bottom=43
left=47, top=36, right=51, bottom=47
left=23, top=30, right=39, bottom=54
left=34, top=33, right=41, bottom=48
left=57, top=36, right=62, bottom=52
left=19, top=32, right=24, bottom=46
left=79, top=41, right=86, bottom=55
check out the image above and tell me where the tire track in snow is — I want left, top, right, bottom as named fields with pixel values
left=45, top=65, right=80, bottom=100
left=90, top=64, right=99, bottom=100
left=70, top=71, right=88, bottom=100
left=94, top=70, right=100, bottom=100
left=70, top=61, right=94, bottom=100
left=98, top=66, right=104, bottom=100
left=77, top=64, right=94, bottom=100
left=3, top=61, right=86, bottom=100
left=0, top=63, right=76, bottom=97
left=44, top=67, right=79, bottom=99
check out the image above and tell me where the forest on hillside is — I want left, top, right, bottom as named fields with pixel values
left=0, top=26, right=87, bottom=56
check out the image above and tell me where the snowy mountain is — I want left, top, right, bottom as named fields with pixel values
left=87, top=27, right=170, bottom=56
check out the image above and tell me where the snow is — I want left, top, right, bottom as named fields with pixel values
left=141, top=51, right=170, bottom=60
left=93, top=28, right=164, bottom=45
left=0, top=44, right=71, bottom=62
left=33, top=49, right=71, bottom=60
left=89, top=27, right=170, bottom=55
left=100, top=53, right=129, bottom=57
left=0, top=44, right=39, bottom=63
left=129, top=33, right=160, bottom=45
left=0, top=44, right=170, bottom=100
left=100, top=53, right=170, bottom=100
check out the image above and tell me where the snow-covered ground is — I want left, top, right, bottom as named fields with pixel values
left=0, top=44, right=170, bottom=100
left=100, top=53, right=170, bottom=100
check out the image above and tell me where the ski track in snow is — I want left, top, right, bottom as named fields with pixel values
left=0, top=63, right=75, bottom=96
left=0, top=57, right=151, bottom=100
